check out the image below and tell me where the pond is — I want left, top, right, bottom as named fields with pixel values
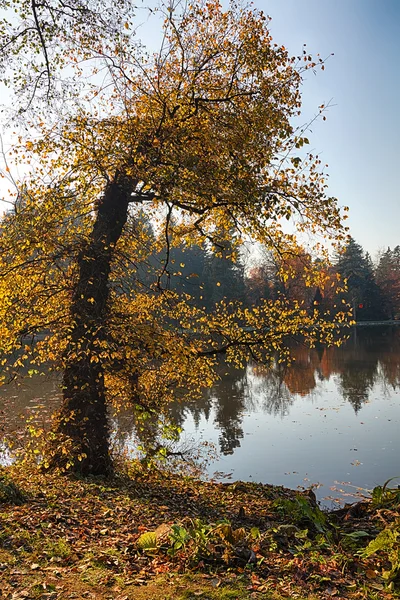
left=1, top=326, right=400, bottom=507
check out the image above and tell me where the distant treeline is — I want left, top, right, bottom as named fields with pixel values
left=246, top=237, right=400, bottom=322
left=129, top=215, right=398, bottom=322
left=328, top=238, right=400, bottom=321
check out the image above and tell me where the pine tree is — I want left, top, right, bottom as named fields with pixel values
left=202, top=239, right=246, bottom=311
left=336, top=238, right=383, bottom=321
left=376, top=247, right=400, bottom=319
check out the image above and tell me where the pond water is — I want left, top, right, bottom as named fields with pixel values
left=1, top=326, right=400, bottom=507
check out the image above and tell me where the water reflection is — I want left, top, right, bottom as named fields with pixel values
left=244, top=364, right=294, bottom=418
left=2, top=327, right=400, bottom=451
left=168, top=327, right=400, bottom=455
left=0, top=376, right=61, bottom=440
left=2, top=326, right=400, bottom=504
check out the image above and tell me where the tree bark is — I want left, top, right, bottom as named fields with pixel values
left=54, top=173, right=132, bottom=476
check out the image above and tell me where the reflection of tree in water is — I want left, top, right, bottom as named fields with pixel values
left=246, top=343, right=329, bottom=417
left=339, top=368, right=376, bottom=413
left=169, top=393, right=213, bottom=432
left=282, top=345, right=323, bottom=397
left=5, top=327, right=400, bottom=460
left=245, top=331, right=384, bottom=416
left=166, top=363, right=247, bottom=456
left=212, top=365, right=247, bottom=455
left=377, top=327, right=400, bottom=388
left=326, top=329, right=379, bottom=413
left=164, top=331, right=387, bottom=456
left=110, top=406, right=161, bottom=457
left=246, top=363, right=294, bottom=418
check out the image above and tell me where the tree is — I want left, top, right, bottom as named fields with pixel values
left=335, top=238, right=383, bottom=321
left=164, top=240, right=208, bottom=307
left=0, top=0, right=349, bottom=475
left=268, top=248, right=315, bottom=305
left=254, top=244, right=341, bottom=319
left=202, top=237, right=246, bottom=311
left=375, top=247, right=400, bottom=319
left=245, top=264, right=272, bottom=306
left=362, top=252, right=386, bottom=320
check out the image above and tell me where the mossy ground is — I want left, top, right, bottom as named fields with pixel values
left=0, top=462, right=398, bottom=599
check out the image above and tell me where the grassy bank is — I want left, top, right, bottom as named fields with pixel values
left=1, top=463, right=399, bottom=599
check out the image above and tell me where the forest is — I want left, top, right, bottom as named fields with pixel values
left=157, top=232, right=400, bottom=323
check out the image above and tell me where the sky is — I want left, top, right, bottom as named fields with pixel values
left=254, top=0, right=400, bottom=259
left=1, top=1, right=399, bottom=260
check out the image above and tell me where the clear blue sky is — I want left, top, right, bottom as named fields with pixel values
left=256, top=0, right=400, bottom=259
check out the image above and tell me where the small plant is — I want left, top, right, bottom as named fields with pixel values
left=361, top=521, right=400, bottom=582
left=0, top=475, right=26, bottom=505
left=169, top=519, right=212, bottom=560
left=371, top=477, right=400, bottom=508
left=169, top=525, right=192, bottom=554
left=138, top=519, right=259, bottom=565
left=340, top=529, right=371, bottom=551
left=273, top=494, right=331, bottom=536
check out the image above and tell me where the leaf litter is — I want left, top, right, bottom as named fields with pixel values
left=0, top=463, right=400, bottom=599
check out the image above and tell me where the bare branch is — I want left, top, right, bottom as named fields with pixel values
left=31, top=0, right=52, bottom=98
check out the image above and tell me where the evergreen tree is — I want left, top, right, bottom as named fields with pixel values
left=202, top=240, right=246, bottom=311
left=168, top=243, right=208, bottom=306
left=376, top=247, right=400, bottom=319
left=336, top=238, right=384, bottom=321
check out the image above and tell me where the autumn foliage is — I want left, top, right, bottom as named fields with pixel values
left=0, top=0, right=349, bottom=474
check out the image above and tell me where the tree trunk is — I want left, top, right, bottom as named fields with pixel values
left=54, top=174, right=132, bottom=476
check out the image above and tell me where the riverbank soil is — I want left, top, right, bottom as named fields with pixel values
left=0, top=463, right=398, bottom=599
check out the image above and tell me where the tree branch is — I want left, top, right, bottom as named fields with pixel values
left=31, top=0, right=51, bottom=98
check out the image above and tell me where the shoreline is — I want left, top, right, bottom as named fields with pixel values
left=353, top=320, right=400, bottom=326
left=1, top=462, right=399, bottom=598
